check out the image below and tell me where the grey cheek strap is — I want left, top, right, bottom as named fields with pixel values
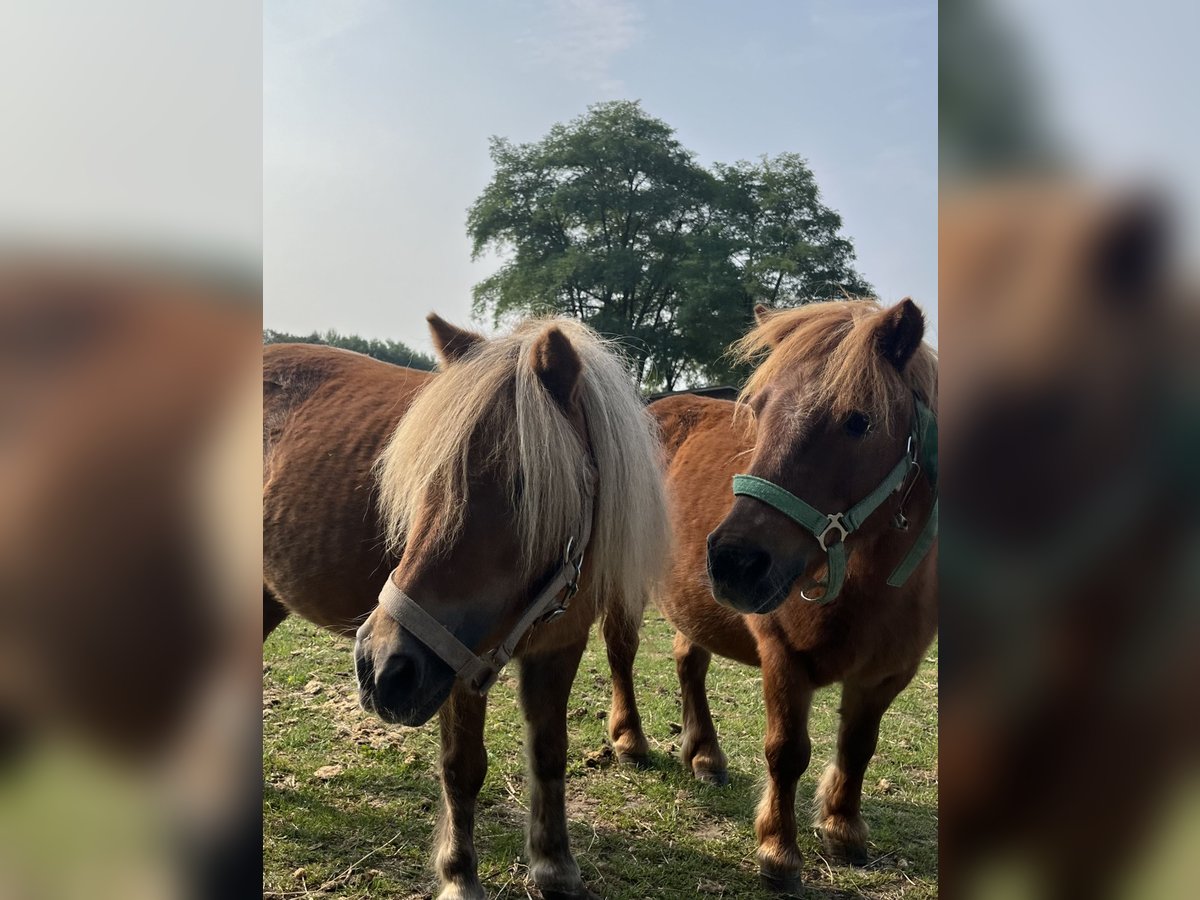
left=375, top=498, right=593, bottom=696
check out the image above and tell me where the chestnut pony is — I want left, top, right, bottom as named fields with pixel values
left=604, top=298, right=938, bottom=894
left=263, top=315, right=668, bottom=900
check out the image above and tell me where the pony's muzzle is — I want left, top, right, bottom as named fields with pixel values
left=354, top=623, right=454, bottom=726
left=706, top=531, right=793, bottom=613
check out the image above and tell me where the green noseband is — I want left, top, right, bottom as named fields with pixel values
left=731, top=399, right=937, bottom=604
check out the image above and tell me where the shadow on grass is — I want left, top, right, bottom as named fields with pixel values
left=620, top=749, right=938, bottom=883
left=264, top=784, right=437, bottom=894
left=573, top=820, right=883, bottom=899
left=264, top=750, right=934, bottom=899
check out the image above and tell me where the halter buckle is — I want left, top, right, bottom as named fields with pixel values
left=563, top=535, right=583, bottom=598
left=816, top=513, right=849, bottom=551
left=472, top=664, right=500, bottom=696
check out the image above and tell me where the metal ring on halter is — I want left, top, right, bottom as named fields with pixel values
left=800, top=586, right=828, bottom=603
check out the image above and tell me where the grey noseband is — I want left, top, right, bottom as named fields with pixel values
left=375, top=497, right=593, bottom=696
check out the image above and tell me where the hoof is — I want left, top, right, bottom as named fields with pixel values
left=759, top=868, right=803, bottom=896
left=615, top=750, right=650, bottom=769
left=822, top=835, right=870, bottom=866
left=816, top=812, right=870, bottom=866
left=693, top=766, right=729, bottom=786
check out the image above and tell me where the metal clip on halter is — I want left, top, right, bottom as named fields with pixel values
left=541, top=536, right=583, bottom=625
left=816, top=513, right=848, bottom=551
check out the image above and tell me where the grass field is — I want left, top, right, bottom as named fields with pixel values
left=264, top=612, right=938, bottom=899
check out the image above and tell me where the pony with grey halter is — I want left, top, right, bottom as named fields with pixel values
left=263, top=313, right=668, bottom=900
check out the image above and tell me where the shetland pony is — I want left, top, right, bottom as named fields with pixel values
left=264, top=314, right=668, bottom=900
left=604, top=299, right=938, bottom=894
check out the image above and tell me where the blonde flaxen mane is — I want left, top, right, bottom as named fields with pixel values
left=374, top=317, right=669, bottom=615
left=732, top=299, right=938, bottom=433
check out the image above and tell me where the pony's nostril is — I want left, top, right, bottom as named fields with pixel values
left=709, top=541, right=771, bottom=585
left=741, top=547, right=770, bottom=582
left=375, top=653, right=421, bottom=702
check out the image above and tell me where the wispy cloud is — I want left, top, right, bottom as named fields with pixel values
left=265, top=0, right=380, bottom=53
left=518, top=0, right=645, bottom=95
left=264, top=0, right=381, bottom=96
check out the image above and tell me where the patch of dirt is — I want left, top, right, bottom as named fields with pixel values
left=564, top=782, right=602, bottom=820
left=583, top=745, right=615, bottom=769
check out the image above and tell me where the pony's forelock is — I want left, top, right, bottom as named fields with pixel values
left=732, top=299, right=938, bottom=433
left=374, top=317, right=670, bottom=617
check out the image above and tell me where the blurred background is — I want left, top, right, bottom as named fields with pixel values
left=940, top=1, right=1199, bottom=897
left=1, top=3, right=261, bottom=899
left=3, top=0, right=1198, bottom=897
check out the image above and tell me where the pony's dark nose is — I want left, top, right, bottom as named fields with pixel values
left=707, top=534, right=773, bottom=608
left=374, top=652, right=424, bottom=708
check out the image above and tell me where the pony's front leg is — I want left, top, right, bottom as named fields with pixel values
left=518, top=641, right=598, bottom=900
left=755, top=642, right=814, bottom=895
left=434, top=684, right=488, bottom=900
left=815, top=669, right=914, bottom=865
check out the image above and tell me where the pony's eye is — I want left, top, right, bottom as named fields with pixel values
left=844, top=411, right=872, bottom=437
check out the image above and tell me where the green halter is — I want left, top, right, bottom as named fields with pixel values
left=731, top=399, right=937, bottom=604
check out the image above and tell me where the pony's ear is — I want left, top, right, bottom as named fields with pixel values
left=1091, top=191, right=1169, bottom=307
left=426, top=313, right=484, bottom=365
left=530, top=326, right=582, bottom=414
left=876, top=298, right=925, bottom=371
left=753, top=303, right=772, bottom=324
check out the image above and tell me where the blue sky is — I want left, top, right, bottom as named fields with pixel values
left=265, top=0, right=938, bottom=354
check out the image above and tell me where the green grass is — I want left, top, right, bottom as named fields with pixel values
left=264, top=613, right=937, bottom=899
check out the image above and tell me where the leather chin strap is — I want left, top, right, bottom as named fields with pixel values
left=375, top=494, right=593, bottom=696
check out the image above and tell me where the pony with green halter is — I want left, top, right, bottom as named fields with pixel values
left=601, top=298, right=939, bottom=894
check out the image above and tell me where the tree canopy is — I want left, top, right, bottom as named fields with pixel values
left=467, top=100, right=871, bottom=390
left=263, top=329, right=436, bottom=371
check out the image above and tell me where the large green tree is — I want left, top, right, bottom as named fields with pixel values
left=715, top=154, right=872, bottom=305
left=467, top=100, right=870, bottom=390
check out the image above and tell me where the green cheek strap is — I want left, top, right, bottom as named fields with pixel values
left=730, top=399, right=937, bottom=605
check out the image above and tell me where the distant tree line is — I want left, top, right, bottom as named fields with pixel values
left=468, top=100, right=872, bottom=391
left=263, top=329, right=436, bottom=371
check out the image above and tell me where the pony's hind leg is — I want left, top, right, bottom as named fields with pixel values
left=814, top=669, right=914, bottom=865
left=755, top=641, right=814, bottom=894
left=519, top=641, right=599, bottom=900
left=602, top=607, right=650, bottom=766
left=674, top=630, right=729, bottom=785
left=433, top=685, right=489, bottom=900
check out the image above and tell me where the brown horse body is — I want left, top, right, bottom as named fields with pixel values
left=606, top=299, right=938, bottom=893
left=263, top=344, right=429, bottom=637
left=264, top=316, right=668, bottom=900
